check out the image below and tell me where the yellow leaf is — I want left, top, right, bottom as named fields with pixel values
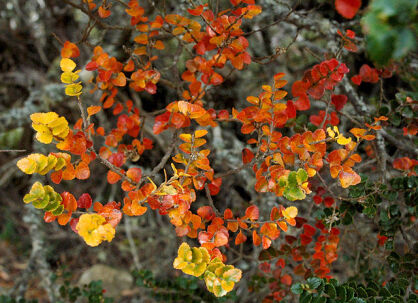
left=282, top=206, right=298, bottom=219
left=17, top=157, right=37, bottom=174
left=36, top=130, right=53, bottom=144
left=76, top=214, right=115, bottom=247
left=326, top=127, right=336, bottom=138
left=31, top=112, right=59, bottom=124
left=336, top=136, right=352, bottom=145
left=194, top=129, right=208, bottom=138
left=65, top=83, right=83, bottom=97
left=48, top=117, right=69, bottom=138
left=61, top=71, right=79, bottom=84
left=60, top=58, right=76, bottom=72
left=156, top=184, right=177, bottom=195
left=179, top=133, right=192, bottom=143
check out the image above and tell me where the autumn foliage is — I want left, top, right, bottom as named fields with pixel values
left=12, top=0, right=417, bottom=301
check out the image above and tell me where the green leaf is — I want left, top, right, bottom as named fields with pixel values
left=312, top=297, right=326, bottom=303
left=296, top=168, right=308, bottom=184
left=32, top=195, right=50, bottom=209
left=401, top=106, right=414, bottom=119
left=342, top=213, right=353, bottom=225
left=283, top=186, right=305, bottom=201
left=291, top=283, right=303, bottom=295
left=51, top=204, right=64, bottom=216
left=346, top=287, right=355, bottom=301
left=393, top=28, right=416, bottom=60
left=287, top=171, right=298, bottom=186
left=389, top=113, right=402, bottom=126
left=301, top=293, right=313, bottom=303
left=366, top=288, right=378, bottom=297
left=337, top=286, right=347, bottom=301
left=357, top=286, right=368, bottom=298
left=379, top=287, right=391, bottom=297
left=307, top=277, right=323, bottom=290
left=325, top=283, right=337, bottom=299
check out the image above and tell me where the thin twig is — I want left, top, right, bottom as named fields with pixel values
left=205, top=183, right=221, bottom=217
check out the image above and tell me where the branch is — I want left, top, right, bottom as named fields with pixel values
left=205, top=183, right=221, bottom=217
left=63, top=0, right=131, bottom=31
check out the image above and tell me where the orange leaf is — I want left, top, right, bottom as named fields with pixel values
left=235, top=230, right=247, bottom=245
left=61, top=41, right=80, bottom=58
left=197, top=206, right=215, bottom=221
left=242, top=148, right=254, bottom=164
left=339, top=168, right=361, bottom=188
left=107, top=170, right=122, bottom=184
left=57, top=212, right=72, bottom=226
left=252, top=230, right=261, bottom=246
left=131, top=202, right=147, bottom=216
left=87, top=106, right=102, bottom=117
left=262, top=235, right=271, bottom=249
left=278, top=221, right=288, bottom=232
left=75, top=161, right=90, bottom=180
left=98, top=6, right=111, bottom=18
left=112, top=72, right=127, bottom=87
left=245, top=205, right=259, bottom=221
left=214, top=230, right=229, bottom=247
left=194, top=129, right=208, bottom=138
left=61, top=191, right=77, bottom=212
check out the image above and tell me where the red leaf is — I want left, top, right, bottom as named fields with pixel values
left=187, top=4, right=205, bottom=16
left=359, top=64, right=379, bottom=83
left=77, top=193, right=92, bottom=209
left=331, top=94, right=348, bottom=111
left=44, top=212, right=56, bottom=223
left=197, top=206, right=215, bottom=221
left=70, top=218, right=79, bottom=233
left=300, top=234, right=312, bottom=245
left=259, top=262, right=271, bottom=273
left=61, top=192, right=77, bottom=212
left=286, top=100, right=296, bottom=119
left=280, top=274, right=292, bottom=286
left=276, top=258, right=285, bottom=268
left=285, top=235, right=297, bottom=244
left=242, top=148, right=254, bottom=164
left=323, top=196, right=335, bottom=207
left=294, top=94, right=310, bottom=111
left=351, top=74, right=362, bottom=85
left=313, top=195, right=322, bottom=205
left=335, top=0, right=361, bottom=19
left=303, top=224, right=316, bottom=237
left=86, top=61, right=99, bottom=71
left=377, top=234, right=388, bottom=246
left=217, top=110, right=229, bottom=120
